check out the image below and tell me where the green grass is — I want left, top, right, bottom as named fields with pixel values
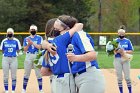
left=0, top=51, right=140, bottom=69
left=97, top=51, right=140, bottom=69
left=0, top=52, right=25, bottom=69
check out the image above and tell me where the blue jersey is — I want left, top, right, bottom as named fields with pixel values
left=115, top=38, right=134, bottom=58
left=71, top=30, right=99, bottom=74
left=45, top=32, right=71, bottom=75
left=42, top=38, right=54, bottom=68
left=0, top=38, right=21, bottom=57
left=23, top=35, right=43, bottom=53
left=42, top=58, right=50, bottom=68
left=41, top=50, right=46, bottom=55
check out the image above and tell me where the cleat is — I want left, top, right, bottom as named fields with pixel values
left=21, top=89, right=26, bottom=93
left=5, top=91, right=8, bottom=93
left=39, top=90, right=44, bottom=93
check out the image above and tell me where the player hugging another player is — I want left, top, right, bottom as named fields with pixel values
left=41, top=15, right=83, bottom=93
left=42, top=15, right=105, bottom=93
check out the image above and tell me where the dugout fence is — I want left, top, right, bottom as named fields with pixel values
left=88, top=32, right=140, bottom=50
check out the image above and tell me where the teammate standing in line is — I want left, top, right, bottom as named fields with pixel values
left=113, top=26, right=133, bottom=93
left=41, top=15, right=83, bottom=93
left=21, top=25, right=44, bottom=93
left=0, top=28, right=22, bottom=93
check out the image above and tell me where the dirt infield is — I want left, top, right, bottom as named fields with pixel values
left=0, top=69, right=139, bottom=93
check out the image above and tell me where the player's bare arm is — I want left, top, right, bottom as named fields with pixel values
left=32, top=42, right=42, bottom=49
left=41, top=67, right=52, bottom=76
left=42, top=40, right=57, bottom=55
left=67, top=51, right=97, bottom=62
left=27, top=38, right=42, bottom=49
left=68, top=23, right=83, bottom=37
left=28, top=38, right=41, bottom=49
left=42, top=23, right=83, bottom=55
left=115, top=49, right=133, bottom=56
left=24, top=38, right=32, bottom=52
left=24, top=44, right=30, bottom=52
left=125, top=50, right=133, bottom=54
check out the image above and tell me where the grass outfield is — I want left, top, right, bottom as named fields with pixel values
left=97, top=51, right=140, bottom=68
left=0, top=51, right=140, bottom=69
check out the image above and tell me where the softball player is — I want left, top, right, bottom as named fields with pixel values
left=114, top=26, right=133, bottom=93
left=21, top=25, right=44, bottom=93
left=67, top=30, right=105, bottom=93
left=0, top=28, right=22, bottom=93
left=42, top=16, right=83, bottom=93
left=41, top=18, right=56, bottom=93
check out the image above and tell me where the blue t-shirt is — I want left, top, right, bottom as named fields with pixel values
left=0, top=38, right=21, bottom=57
left=115, top=38, right=134, bottom=58
left=44, top=32, right=71, bottom=75
left=23, top=35, right=43, bottom=53
left=70, top=30, right=99, bottom=74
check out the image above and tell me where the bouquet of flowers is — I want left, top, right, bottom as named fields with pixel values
left=34, top=49, right=44, bottom=69
left=17, top=46, right=24, bottom=56
left=106, top=39, right=133, bottom=62
left=106, top=39, right=119, bottom=56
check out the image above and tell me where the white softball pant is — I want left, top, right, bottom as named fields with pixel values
left=51, top=73, right=76, bottom=93
left=75, top=66, right=105, bottom=93
left=2, top=57, right=18, bottom=81
left=24, top=53, right=42, bottom=79
left=113, top=58, right=131, bottom=85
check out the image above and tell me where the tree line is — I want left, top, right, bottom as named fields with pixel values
left=0, top=0, right=139, bottom=33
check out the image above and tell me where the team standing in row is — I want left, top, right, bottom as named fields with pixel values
left=0, top=15, right=133, bottom=93
left=0, top=25, right=44, bottom=93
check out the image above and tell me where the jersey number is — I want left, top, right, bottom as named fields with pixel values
left=8, top=48, right=13, bottom=52
left=49, top=53, right=59, bottom=66
left=31, top=45, right=35, bottom=49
